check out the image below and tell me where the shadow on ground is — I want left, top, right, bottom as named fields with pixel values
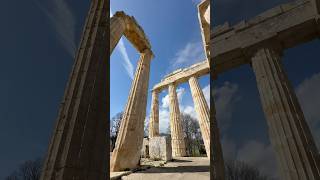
left=138, top=165, right=209, bottom=173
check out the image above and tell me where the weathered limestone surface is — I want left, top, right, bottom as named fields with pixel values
left=110, top=49, right=153, bottom=171
left=169, top=84, right=186, bottom=157
left=153, top=60, right=209, bottom=92
left=40, top=1, right=109, bottom=179
left=211, top=0, right=320, bottom=75
left=198, top=0, right=210, bottom=60
left=110, top=14, right=126, bottom=54
left=189, top=76, right=210, bottom=158
left=149, top=136, right=172, bottom=161
left=141, top=138, right=150, bottom=158
left=149, top=90, right=159, bottom=138
left=110, top=11, right=151, bottom=53
left=251, top=46, right=320, bottom=180
left=211, top=99, right=225, bottom=180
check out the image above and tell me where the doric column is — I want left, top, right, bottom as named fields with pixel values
left=149, top=90, right=159, bottom=138
left=110, top=14, right=126, bottom=54
left=40, top=1, right=109, bottom=179
left=211, top=98, right=225, bottom=180
left=110, top=49, right=153, bottom=171
left=169, top=83, right=186, bottom=157
left=189, top=76, right=210, bottom=157
left=251, top=46, right=320, bottom=180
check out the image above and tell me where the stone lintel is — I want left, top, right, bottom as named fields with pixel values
left=211, top=0, right=320, bottom=75
left=153, top=60, right=209, bottom=92
left=198, top=0, right=210, bottom=59
left=113, top=11, right=153, bottom=55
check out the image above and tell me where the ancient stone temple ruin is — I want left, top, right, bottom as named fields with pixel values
left=109, top=12, right=154, bottom=171
left=40, top=1, right=109, bottom=179
left=151, top=61, right=210, bottom=157
left=212, top=0, right=320, bottom=179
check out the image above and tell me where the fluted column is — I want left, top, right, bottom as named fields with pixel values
left=211, top=98, right=225, bottom=180
left=40, top=1, right=109, bottom=179
left=169, top=83, right=186, bottom=157
left=252, top=46, right=320, bottom=180
left=189, top=76, right=210, bottom=157
left=149, top=90, right=159, bottom=138
left=110, top=49, right=153, bottom=171
left=110, top=14, right=126, bottom=54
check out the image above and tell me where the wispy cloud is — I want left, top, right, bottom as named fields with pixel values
left=213, top=82, right=239, bottom=132
left=116, top=38, right=135, bottom=79
left=110, top=10, right=134, bottom=80
left=159, top=87, right=187, bottom=133
left=221, top=137, right=279, bottom=179
left=192, top=0, right=203, bottom=4
left=159, top=85, right=210, bottom=133
left=170, top=41, right=205, bottom=71
left=34, top=0, right=76, bottom=57
left=296, top=72, right=320, bottom=148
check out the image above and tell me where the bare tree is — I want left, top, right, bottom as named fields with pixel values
left=225, top=159, right=273, bottom=180
left=6, top=158, right=42, bottom=180
left=144, top=118, right=149, bottom=138
left=181, top=113, right=205, bottom=156
left=110, top=112, right=123, bottom=150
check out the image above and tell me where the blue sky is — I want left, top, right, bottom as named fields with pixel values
left=213, top=0, right=320, bottom=178
left=1, top=0, right=319, bottom=179
left=0, top=0, right=209, bottom=178
left=110, top=0, right=210, bottom=133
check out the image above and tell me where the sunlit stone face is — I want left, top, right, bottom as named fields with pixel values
left=204, top=5, right=210, bottom=24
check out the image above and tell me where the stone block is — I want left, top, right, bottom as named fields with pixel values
left=149, top=136, right=172, bottom=161
left=141, top=138, right=149, bottom=158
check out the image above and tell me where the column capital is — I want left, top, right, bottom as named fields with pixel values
left=151, top=88, right=160, bottom=94
left=245, top=40, right=284, bottom=60
left=142, top=48, right=154, bottom=59
left=169, top=82, right=178, bottom=89
left=189, top=76, right=198, bottom=81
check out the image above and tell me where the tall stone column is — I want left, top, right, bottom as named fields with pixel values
left=110, top=49, right=153, bottom=172
left=211, top=98, right=225, bottom=180
left=251, top=46, right=320, bottom=180
left=110, top=13, right=126, bottom=54
left=189, top=76, right=210, bottom=157
left=40, top=1, right=109, bottom=179
left=149, top=90, right=159, bottom=138
left=169, top=83, right=186, bottom=157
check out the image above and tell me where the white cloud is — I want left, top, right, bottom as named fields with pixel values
left=34, top=0, right=76, bottom=57
left=161, top=88, right=185, bottom=109
left=170, top=41, right=205, bottom=69
left=159, top=85, right=211, bottom=133
left=159, top=87, right=196, bottom=133
left=296, top=72, right=320, bottom=149
left=181, top=105, right=198, bottom=120
left=236, top=140, right=279, bottom=178
left=221, top=137, right=279, bottom=178
left=213, top=82, right=239, bottom=132
left=117, top=38, right=135, bottom=79
left=159, top=108, right=170, bottom=133
left=110, top=10, right=134, bottom=80
left=202, top=84, right=210, bottom=106
left=218, top=72, right=320, bottom=179
left=221, top=136, right=237, bottom=160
